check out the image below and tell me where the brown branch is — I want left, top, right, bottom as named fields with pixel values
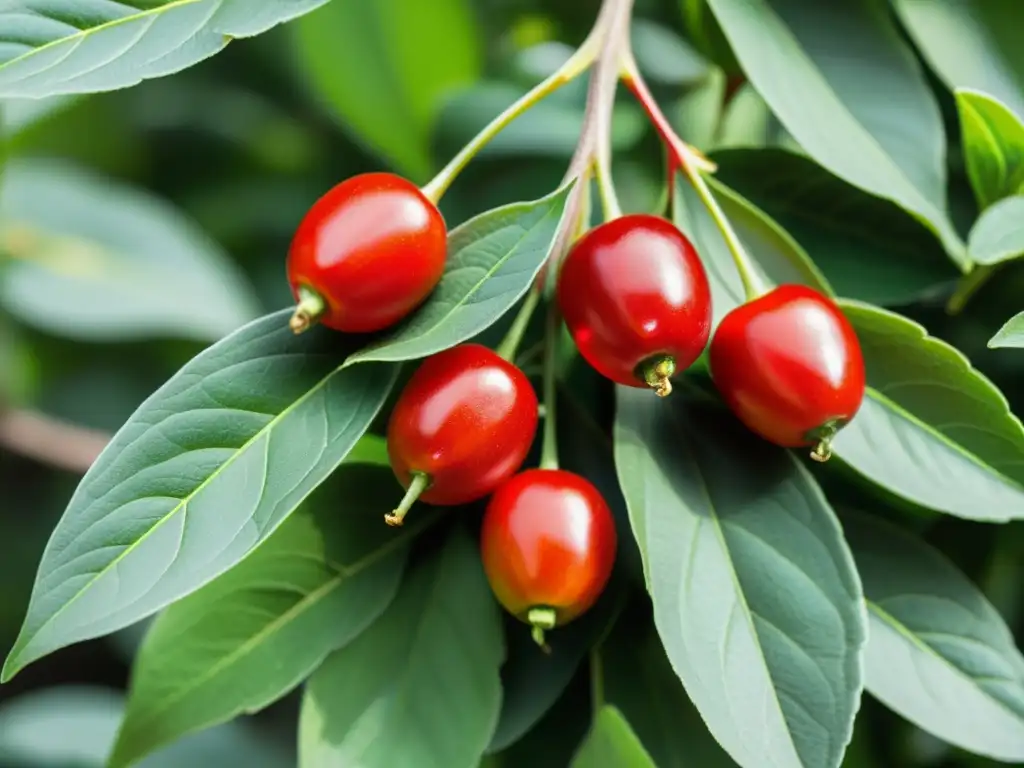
left=0, top=409, right=110, bottom=474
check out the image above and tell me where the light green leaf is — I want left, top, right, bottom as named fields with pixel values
left=895, top=0, right=1024, bottom=120
left=704, top=0, right=964, bottom=265
left=109, top=465, right=425, bottom=767
left=0, top=686, right=288, bottom=768
left=833, top=300, right=1024, bottom=521
left=346, top=184, right=573, bottom=365
left=0, top=1, right=331, bottom=99
left=969, top=195, right=1024, bottom=265
left=293, top=0, right=480, bottom=180
left=2, top=310, right=398, bottom=681
left=844, top=511, right=1024, bottom=762
left=0, top=158, right=259, bottom=342
left=630, top=19, right=709, bottom=87
left=672, top=68, right=725, bottom=152
left=672, top=176, right=831, bottom=327
left=570, top=706, right=656, bottom=768
left=956, top=90, right=1024, bottom=212
left=613, top=391, right=866, bottom=768
left=713, top=148, right=958, bottom=305
left=298, top=527, right=504, bottom=768
left=989, top=311, right=1024, bottom=349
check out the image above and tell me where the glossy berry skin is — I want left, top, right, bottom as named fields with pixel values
left=287, top=172, right=447, bottom=333
left=709, top=285, right=866, bottom=454
left=481, top=469, right=617, bottom=628
left=557, top=214, right=712, bottom=393
left=387, top=344, right=538, bottom=507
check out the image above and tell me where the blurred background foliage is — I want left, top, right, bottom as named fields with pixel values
left=1, top=0, right=1023, bottom=765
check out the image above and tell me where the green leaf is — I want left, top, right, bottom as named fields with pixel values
left=570, top=706, right=656, bottom=768
left=672, top=177, right=832, bottom=327
left=0, top=1, right=332, bottom=99
left=0, top=686, right=288, bottom=768
left=0, top=159, right=259, bottom=342
left=613, top=390, right=866, bottom=768
left=704, top=0, right=964, bottom=264
left=298, top=527, right=504, bottom=768
left=844, top=511, right=1024, bottom=761
left=293, top=0, right=480, bottom=181
left=713, top=149, right=958, bottom=305
left=2, top=310, right=398, bottom=681
left=989, top=311, right=1024, bottom=349
left=346, top=184, right=573, bottom=366
left=833, top=300, right=1024, bottom=521
left=109, top=464, right=424, bottom=767
left=968, top=195, right=1024, bottom=265
left=894, top=0, right=1024, bottom=120
left=630, top=19, right=709, bottom=87
left=956, top=90, right=1024, bottom=212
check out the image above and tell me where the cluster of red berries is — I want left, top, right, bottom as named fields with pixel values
left=285, top=171, right=866, bottom=647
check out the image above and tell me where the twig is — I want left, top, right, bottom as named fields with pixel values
left=0, top=409, right=109, bottom=474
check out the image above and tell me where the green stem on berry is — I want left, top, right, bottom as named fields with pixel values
left=421, top=41, right=598, bottom=205
left=385, top=471, right=431, bottom=527
left=289, top=285, right=326, bottom=334
left=528, top=606, right=557, bottom=653
left=539, top=300, right=561, bottom=472
left=946, top=263, right=995, bottom=315
left=639, top=355, right=676, bottom=398
left=618, top=52, right=769, bottom=302
left=496, top=286, right=542, bottom=362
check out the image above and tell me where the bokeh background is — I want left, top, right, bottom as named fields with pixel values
left=2, top=0, right=1023, bottom=765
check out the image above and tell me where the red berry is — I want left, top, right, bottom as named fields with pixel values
left=709, top=285, right=866, bottom=461
left=385, top=344, right=538, bottom=525
left=480, top=468, right=617, bottom=649
left=557, top=214, right=712, bottom=397
left=287, top=172, right=447, bottom=334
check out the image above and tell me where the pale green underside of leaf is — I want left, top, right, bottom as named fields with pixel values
left=955, top=89, right=1024, bottom=212
left=110, top=466, right=423, bottom=767
left=347, top=183, right=573, bottom=365
left=989, top=311, right=1024, bottom=349
left=292, top=0, right=480, bottom=180
left=0, top=158, right=259, bottom=342
left=613, top=390, right=866, bottom=768
left=968, top=195, right=1024, bottom=265
left=570, top=706, right=657, bottom=768
left=0, top=0, right=331, bottom=98
left=896, top=0, right=1024, bottom=126
left=705, top=0, right=965, bottom=266
left=298, top=529, right=504, bottom=768
left=844, top=512, right=1024, bottom=761
left=3, top=310, right=397, bottom=680
left=835, top=300, right=1024, bottom=520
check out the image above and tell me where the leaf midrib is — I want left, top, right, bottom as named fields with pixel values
left=867, top=599, right=1024, bottom=722
left=0, top=0, right=208, bottom=75
left=11, top=352, right=368, bottom=672
left=121, top=519, right=419, bottom=738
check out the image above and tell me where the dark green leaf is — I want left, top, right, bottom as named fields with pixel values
left=968, top=195, right=1024, bottom=265
left=672, top=177, right=832, bottom=327
left=298, top=527, right=504, bottom=768
left=293, top=0, right=480, bottom=180
left=2, top=310, right=397, bottom=680
left=704, top=0, right=964, bottom=264
left=989, top=311, right=1024, bottom=349
left=844, top=511, right=1024, bottom=761
left=956, top=90, right=1024, bottom=212
left=834, top=300, right=1024, bottom=521
left=346, top=184, right=573, bottom=365
left=613, top=390, right=866, bottom=768
left=0, top=159, right=259, bottom=342
left=895, top=0, right=1024, bottom=119
left=570, top=706, right=656, bottom=768
left=110, top=464, right=424, bottom=767
left=0, top=1, right=331, bottom=99
left=604, top=618, right=737, bottom=768
left=713, top=149, right=958, bottom=305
